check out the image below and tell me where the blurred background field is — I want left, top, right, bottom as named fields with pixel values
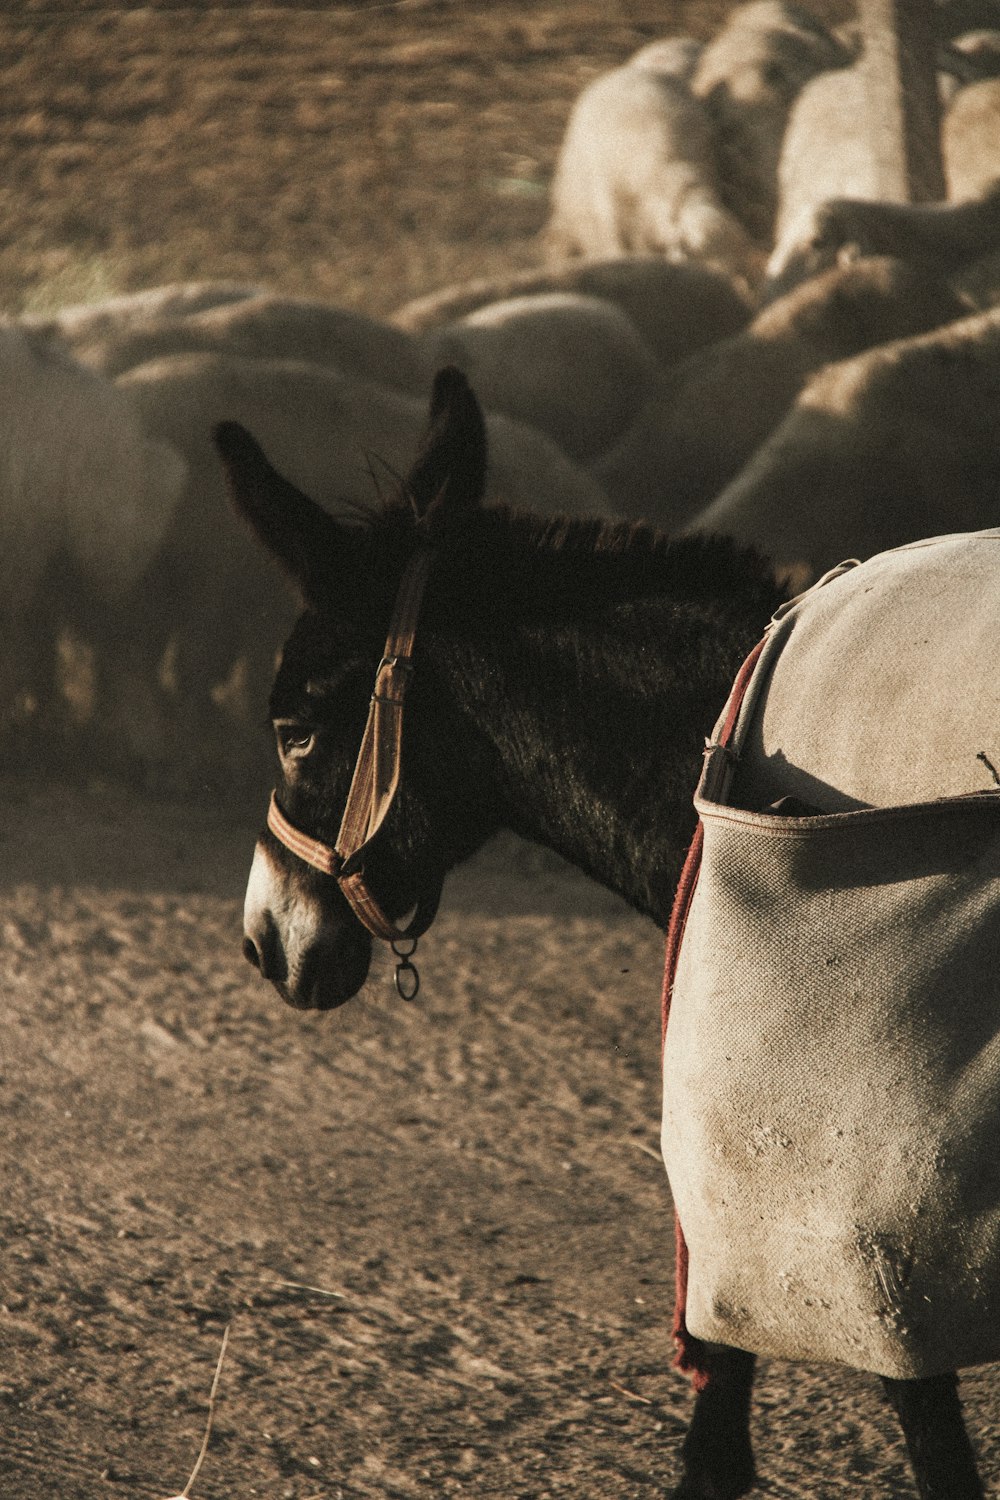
left=0, top=1, right=847, bottom=319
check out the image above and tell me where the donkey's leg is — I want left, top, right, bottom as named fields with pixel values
left=670, top=1345, right=757, bottom=1500
left=881, top=1372, right=983, bottom=1500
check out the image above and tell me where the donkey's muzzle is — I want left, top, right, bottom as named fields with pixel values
left=243, top=837, right=373, bottom=1009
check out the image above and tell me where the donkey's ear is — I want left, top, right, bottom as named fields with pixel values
left=214, top=421, right=344, bottom=603
left=407, top=366, right=488, bottom=533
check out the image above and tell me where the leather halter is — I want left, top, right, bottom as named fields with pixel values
left=265, top=546, right=440, bottom=999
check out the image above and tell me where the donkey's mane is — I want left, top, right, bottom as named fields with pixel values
left=345, top=495, right=780, bottom=621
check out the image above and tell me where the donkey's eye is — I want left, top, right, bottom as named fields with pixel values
left=275, top=720, right=316, bottom=758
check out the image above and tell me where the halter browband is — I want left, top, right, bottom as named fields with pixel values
left=265, top=546, right=439, bottom=997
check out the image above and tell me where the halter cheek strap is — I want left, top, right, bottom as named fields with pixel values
left=264, top=547, right=439, bottom=999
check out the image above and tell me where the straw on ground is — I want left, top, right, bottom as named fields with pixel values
left=161, top=1321, right=232, bottom=1500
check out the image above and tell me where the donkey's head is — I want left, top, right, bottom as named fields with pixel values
left=215, top=368, right=502, bottom=1009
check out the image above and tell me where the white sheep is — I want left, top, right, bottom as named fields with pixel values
left=39, top=288, right=429, bottom=393
left=0, top=326, right=185, bottom=615
left=103, top=352, right=616, bottom=785
left=766, top=64, right=881, bottom=288
left=0, top=324, right=186, bottom=740
left=944, top=72, right=1000, bottom=197
left=690, top=0, right=851, bottom=243
left=420, top=292, right=661, bottom=463
left=683, top=301, right=1000, bottom=579
left=117, top=350, right=613, bottom=520
left=391, top=254, right=752, bottom=370
left=769, top=181, right=1000, bottom=298
left=593, top=256, right=969, bottom=527
left=543, top=40, right=763, bottom=288
left=23, top=280, right=262, bottom=349
left=941, top=27, right=1000, bottom=103
left=0, top=324, right=616, bottom=781
left=768, top=51, right=1000, bottom=292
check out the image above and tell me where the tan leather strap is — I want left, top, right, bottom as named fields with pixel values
left=267, top=791, right=339, bottom=876
left=334, top=549, right=433, bottom=878
left=332, top=547, right=435, bottom=942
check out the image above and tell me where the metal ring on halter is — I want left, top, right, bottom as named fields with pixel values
left=393, top=954, right=420, bottom=1001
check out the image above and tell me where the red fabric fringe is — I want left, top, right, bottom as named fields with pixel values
left=661, top=822, right=712, bottom=1390
left=661, top=636, right=768, bottom=1393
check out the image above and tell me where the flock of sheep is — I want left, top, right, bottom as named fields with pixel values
left=7, top=0, right=1000, bottom=790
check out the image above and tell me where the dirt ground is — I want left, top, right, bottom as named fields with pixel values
left=4, top=3, right=999, bottom=1498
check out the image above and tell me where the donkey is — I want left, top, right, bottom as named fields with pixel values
left=215, top=367, right=986, bottom=1499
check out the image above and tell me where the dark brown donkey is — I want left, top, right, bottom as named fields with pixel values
left=215, top=367, right=985, bottom=1499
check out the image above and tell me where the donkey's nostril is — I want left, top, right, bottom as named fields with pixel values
left=242, top=920, right=287, bottom=983
left=242, top=936, right=261, bottom=970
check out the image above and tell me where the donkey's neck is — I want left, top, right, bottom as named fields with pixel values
left=428, top=535, right=782, bottom=929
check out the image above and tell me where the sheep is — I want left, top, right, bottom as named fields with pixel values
left=936, top=1, right=1000, bottom=44
left=941, top=27, right=1000, bottom=100
left=0, top=323, right=186, bottom=748
left=0, top=327, right=184, bottom=617
left=690, top=0, right=852, bottom=243
left=769, top=180, right=1000, bottom=298
left=391, top=254, right=752, bottom=370
left=102, top=353, right=615, bottom=786
left=626, top=35, right=703, bottom=82
left=944, top=72, right=1000, bottom=197
left=37, top=289, right=429, bottom=392
left=420, top=292, right=661, bottom=463
left=767, top=56, right=1000, bottom=294
left=22, top=279, right=262, bottom=348
left=766, top=64, right=882, bottom=290
left=683, top=301, right=1000, bottom=580
left=117, top=349, right=613, bottom=520
left=593, top=256, right=969, bottom=527
left=945, top=74, right=1000, bottom=302
left=543, top=40, right=763, bottom=289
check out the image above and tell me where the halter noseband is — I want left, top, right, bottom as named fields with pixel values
left=265, top=546, right=440, bottom=1000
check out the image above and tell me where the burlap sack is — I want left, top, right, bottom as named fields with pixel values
left=661, top=530, right=1000, bottom=1378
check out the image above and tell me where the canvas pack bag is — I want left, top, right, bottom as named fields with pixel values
left=661, top=529, right=1000, bottom=1379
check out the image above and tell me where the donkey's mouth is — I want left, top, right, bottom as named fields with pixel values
left=274, top=940, right=372, bottom=1011
left=273, top=979, right=355, bottom=1012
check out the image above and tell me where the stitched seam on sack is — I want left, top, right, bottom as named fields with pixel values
left=694, top=794, right=1000, bottom=838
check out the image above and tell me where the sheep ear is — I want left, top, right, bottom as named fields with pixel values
left=406, top=366, right=488, bottom=532
left=214, top=420, right=345, bottom=602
